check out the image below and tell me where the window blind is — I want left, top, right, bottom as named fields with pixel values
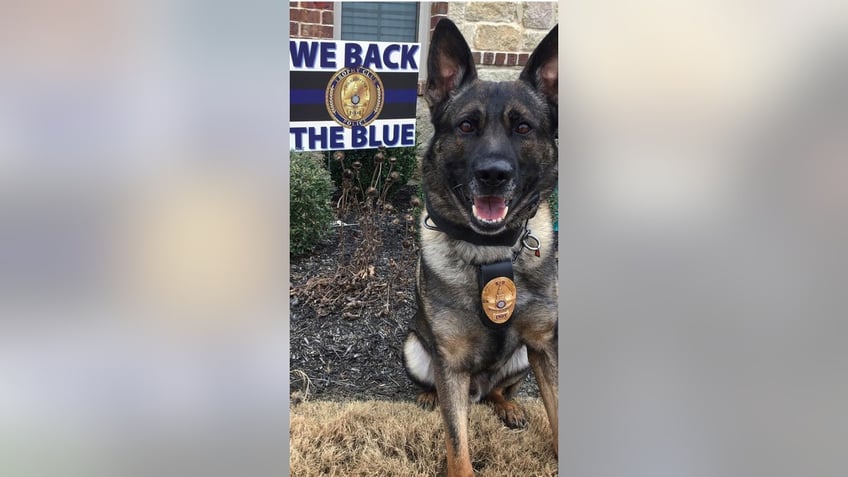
left=340, top=2, right=418, bottom=42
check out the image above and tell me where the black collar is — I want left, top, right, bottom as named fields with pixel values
left=423, top=194, right=528, bottom=247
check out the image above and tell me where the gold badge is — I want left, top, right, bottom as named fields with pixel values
left=481, top=277, right=517, bottom=324
left=326, top=66, right=384, bottom=128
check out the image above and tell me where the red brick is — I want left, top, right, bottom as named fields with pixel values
left=482, top=52, right=494, bottom=65
left=507, top=53, right=517, bottom=65
left=321, top=10, right=334, bottom=25
left=290, top=21, right=299, bottom=37
left=495, top=53, right=506, bottom=65
left=301, top=2, right=332, bottom=9
left=472, top=51, right=482, bottom=65
left=518, top=53, right=530, bottom=66
left=290, top=8, right=320, bottom=23
left=299, top=23, right=333, bottom=39
left=432, top=2, right=449, bottom=15
left=431, top=15, right=447, bottom=31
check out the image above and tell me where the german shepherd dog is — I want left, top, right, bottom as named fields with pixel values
left=403, top=19, right=558, bottom=477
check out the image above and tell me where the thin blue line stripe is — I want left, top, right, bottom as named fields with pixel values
left=290, top=89, right=418, bottom=105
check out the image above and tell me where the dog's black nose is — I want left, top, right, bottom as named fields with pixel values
left=474, top=159, right=514, bottom=188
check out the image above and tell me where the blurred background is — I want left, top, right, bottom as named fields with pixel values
left=0, top=1, right=288, bottom=475
left=557, top=1, right=848, bottom=476
left=0, top=1, right=846, bottom=476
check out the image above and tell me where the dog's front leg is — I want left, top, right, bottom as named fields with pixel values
left=434, top=365, right=474, bottom=477
left=528, top=345, right=558, bottom=457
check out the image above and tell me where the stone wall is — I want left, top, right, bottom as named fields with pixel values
left=434, top=2, right=558, bottom=82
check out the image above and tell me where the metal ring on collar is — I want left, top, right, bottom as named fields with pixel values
left=522, top=231, right=541, bottom=251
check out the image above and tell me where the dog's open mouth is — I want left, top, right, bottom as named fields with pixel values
left=472, top=196, right=509, bottom=224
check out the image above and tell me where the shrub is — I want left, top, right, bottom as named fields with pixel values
left=327, top=144, right=418, bottom=201
left=292, top=148, right=420, bottom=320
left=290, top=152, right=335, bottom=257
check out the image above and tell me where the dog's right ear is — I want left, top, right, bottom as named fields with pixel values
left=426, top=18, right=477, bottom=112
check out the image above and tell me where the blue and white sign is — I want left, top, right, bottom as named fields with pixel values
left=289, top=39, right=420, bottom=151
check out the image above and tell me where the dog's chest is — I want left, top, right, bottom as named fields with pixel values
left=470, top=327, right=525, bottom=372
left=421, top=249, right=542, bottom=312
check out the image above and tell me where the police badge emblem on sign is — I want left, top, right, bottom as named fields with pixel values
left=326, top=66, right=385, bottom=128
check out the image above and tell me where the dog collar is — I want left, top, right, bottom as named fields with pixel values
left=422, top=194, right=545, bottom=329
left=422, top=195, right=527, bottom=247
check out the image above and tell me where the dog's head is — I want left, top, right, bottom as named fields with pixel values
left=423, top=19, right=558, bottom=237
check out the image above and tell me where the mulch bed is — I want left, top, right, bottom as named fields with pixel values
left=290, top=184, right=541, bottom=403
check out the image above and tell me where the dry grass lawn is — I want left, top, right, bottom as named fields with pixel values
left=290, top=398, right=557, bottom=476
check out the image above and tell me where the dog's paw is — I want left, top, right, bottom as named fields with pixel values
left=416, top=390, right=439, bottom=411
left=491, top=400, right=527, bottom=429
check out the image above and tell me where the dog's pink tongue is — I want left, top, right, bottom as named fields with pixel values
left=474, top=196, right=508, bottom=221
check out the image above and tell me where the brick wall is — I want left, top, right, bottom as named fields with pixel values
left=290, top=2, right=334, bottom=39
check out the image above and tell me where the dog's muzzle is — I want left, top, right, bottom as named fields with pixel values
left=469, top=157, right=517, bottom=226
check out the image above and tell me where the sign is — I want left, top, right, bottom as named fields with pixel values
left=289, top=39, right=420, bottom=151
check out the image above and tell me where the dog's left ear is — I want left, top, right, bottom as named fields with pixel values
left=520, top=25, right=558, bottom=106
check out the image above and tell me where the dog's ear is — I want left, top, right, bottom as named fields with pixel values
left=426, top=19, right=477, bottom=112
left=520, top=25, right=558, bottom=106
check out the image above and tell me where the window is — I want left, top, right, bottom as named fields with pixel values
left=339, top=2, right=419, bottom=42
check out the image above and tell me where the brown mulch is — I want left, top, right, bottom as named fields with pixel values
left=289, top=184, right=541, bottom=403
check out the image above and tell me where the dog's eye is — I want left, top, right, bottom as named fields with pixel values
left=458, top=121, right=475, bottom=134
left=515, top=123, right=532, bottom=135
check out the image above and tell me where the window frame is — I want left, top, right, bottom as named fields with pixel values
left=333, top=2, right=430, bottom=83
